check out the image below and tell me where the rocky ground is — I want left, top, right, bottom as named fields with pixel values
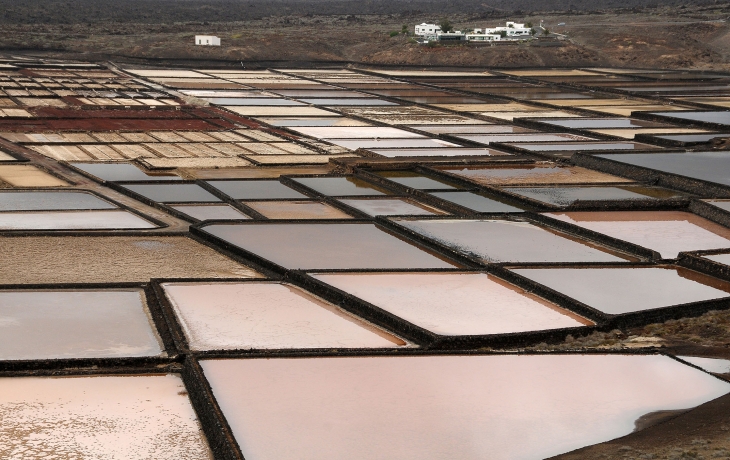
left=522, top=308, right=730, bottom=355
left=0, top=4, right=729, bottom=70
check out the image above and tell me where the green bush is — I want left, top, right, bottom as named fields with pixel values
left=389, top=31, right=399, bottom=37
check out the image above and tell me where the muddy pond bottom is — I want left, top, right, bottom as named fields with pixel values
left=0, top=374, right=212, bottom=459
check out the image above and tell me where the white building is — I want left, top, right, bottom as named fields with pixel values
left=414, top=23, right=441, bottom=36
left=415, top=20, right=532, bottom=43
left=195, top=35, right=221, bottom=46
left=484, top=22, right=532, bottom=38
left=465, top=33, right=501, bottom=42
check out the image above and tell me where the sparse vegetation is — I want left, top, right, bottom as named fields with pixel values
left=440, top=19, right=453, bottom=33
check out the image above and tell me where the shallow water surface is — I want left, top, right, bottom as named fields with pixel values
left=124, top=184, right=221, bottom=203
left=649, top=111, right=730, bottom=125
left=707, top=201, right=730, bottom=212
left=200, top=354, right=730, bottom=460
left=302, top=98, right=397, bottom=106
left=372, top=148, right=504, bottom=157
left=504, top=186, right=680, bottom=206
left=679, top=356, right=730, bottom=374
left=430, top=192, right=523, bottom=213
left=457, top=133, right=592, bottom=145
left=0, top=210, right=157, bottom=230
left=705, top=253, right=730, bottom=265
left=0, top=191, right=116, bottom=211
left=203, top=97, right=304, bottom=106
left=512, top=267, right=730, bottom=315
left=546, top=211, right=730, bottom=258
left=443, top=165, right=629, bottom=185
left=290, top=126, right=422, bottom=139
left=376, top=172, right=458, bottom=190
left=273, top=90, right=370, bottom=98
left=162, top=282, right=404, bottom=350
left=651, top=133, right=730, bottom=143
left=203, top=222, right=456, bottom=269
left=0, top=289, right=163, bottom=360
left=412, top=125, right=528, bottom=135
left=339, top=198, right=443, bottom=216
left=542, top=118, right=663, bottom=129
left=258, top=117, right=369, bottom=127
left=207, top=180, right=307, bottom=200
left=508, top=142, right=641, bottom=152
left=71, top=163, right=181, bottom=182
left=399, top=219, right=627, bottom=263
left=596, top=152, right=730, bottom=187
left=312, top=272, right=591, bottom=335
left=292, top=177, right=388, bottom=196
left=172, top=204, right=250, bottom=220
left=330, top=138, right=459, bottom=150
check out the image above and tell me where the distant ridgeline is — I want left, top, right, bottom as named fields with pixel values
left=0, top=0, right=711, bottom=24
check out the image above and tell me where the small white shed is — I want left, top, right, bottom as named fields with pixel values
left=195, top=35, right=221, bottom=46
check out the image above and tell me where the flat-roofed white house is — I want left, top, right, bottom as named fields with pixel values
left=484, top=22, right=532, bottom=38
left=414, top=23, right=441, bottom=36
left=195, top=35, right=221, bottom=46
left=414, top=20, right=532, bottom=43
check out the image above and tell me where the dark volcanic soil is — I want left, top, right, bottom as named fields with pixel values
left=552, top=391, right=730, bottom=459
left=1, top=4, right=729, bottom=70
